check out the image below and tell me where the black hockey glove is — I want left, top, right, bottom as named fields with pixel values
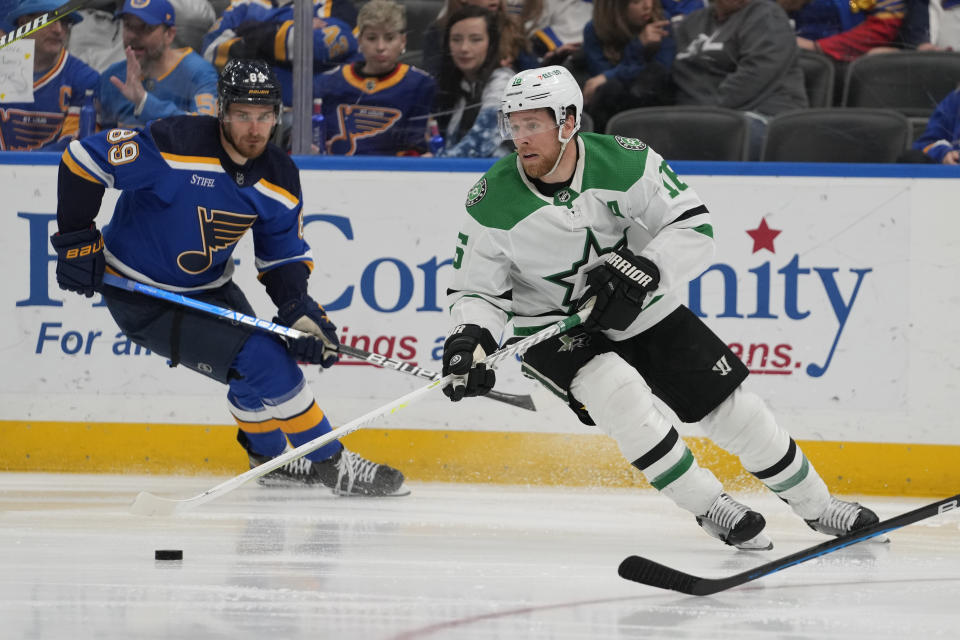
left=442, top=324, right=498, bottom=401
left=579, top=249, right=660, bottom=332
left=49, top=226, right=105, bottom=298
left=276, top=296, right=340, bottom=368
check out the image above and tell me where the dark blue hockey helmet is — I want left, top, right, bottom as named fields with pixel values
left=217, top=58, right=282, bottom=120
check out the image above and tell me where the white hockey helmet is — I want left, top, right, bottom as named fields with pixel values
left=498, top=65, right=583, bottom=142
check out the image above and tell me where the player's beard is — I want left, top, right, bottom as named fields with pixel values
left=232, top=135, right=268, bottom=159
left=520, top=141, right=562, bottom=180
left=222, top=123, right=269, bottom=160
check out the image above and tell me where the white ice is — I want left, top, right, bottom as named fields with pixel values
left=1, top=473, right=958, bottom=640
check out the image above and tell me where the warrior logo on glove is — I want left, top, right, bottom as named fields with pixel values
left=579, top=248, right=660, bottom=332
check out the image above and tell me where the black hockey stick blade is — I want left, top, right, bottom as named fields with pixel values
left=619, top=493, right=959, bottom=596
left=0, top=0, right=89, bottom=49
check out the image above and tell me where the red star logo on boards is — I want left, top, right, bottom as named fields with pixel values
left=746, top=218, right=781, bottom=254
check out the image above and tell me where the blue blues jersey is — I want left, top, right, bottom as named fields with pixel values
left=0, top=50, right=99, bottom=151
left=315, top=62, right=437, bottom=155
left=202, top=0, right=358, bottom=76
left=913, top=88, right=960, bottom=162
left=97, top=48, right=218, bottom=130
left=60, top=115, right=311, bottom=292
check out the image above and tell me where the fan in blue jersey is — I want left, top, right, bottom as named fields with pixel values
left=1, top=0, right=99, bottom=151
left=201, top=0, right=360, bottom=106
left=52, top=59, right=408, bottom=496
left=98, top=0, right=218, bottom=130
left=909, top=88, right=960, bottom=164
left=315, top=0, right=437, bottom=156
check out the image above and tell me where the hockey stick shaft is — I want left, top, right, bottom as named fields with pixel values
left=129, top=302, right=593, bottom=516
left=0, top=0, right=88, bottom=49
left=131, top=375, right=446, bottom=516
left=619, top=493, right=960, bottom=596
left=101, top=273, right=536, bottom=410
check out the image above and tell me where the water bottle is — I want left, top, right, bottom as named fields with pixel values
left=78, top=89, right=96, bottom=139
left=428, top=117, right=444, bottom=155
left=311, top=98, right=326, bottom=155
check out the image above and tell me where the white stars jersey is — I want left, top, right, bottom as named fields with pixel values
left=447, top=132, right=715, bottom=342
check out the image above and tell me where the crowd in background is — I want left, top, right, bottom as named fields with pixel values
left=1, top=0, right=959, bottom=163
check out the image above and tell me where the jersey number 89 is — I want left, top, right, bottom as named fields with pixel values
left=106, top=128, right=140, bottom=166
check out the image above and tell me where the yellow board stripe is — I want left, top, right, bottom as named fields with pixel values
left=2, top=420, right=958, bottom=496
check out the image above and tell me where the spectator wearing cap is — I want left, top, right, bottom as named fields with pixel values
left=0, top=0, right=100, bottom=150
left=98, top=0, right=218, bottom=129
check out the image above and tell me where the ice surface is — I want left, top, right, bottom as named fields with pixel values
left=1, top=473, right=958, bottom=639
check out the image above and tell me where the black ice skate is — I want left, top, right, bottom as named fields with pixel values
left=242, top=437, right=408, bottom=496
left=805, top=496, right=880, bottom=537
left=696, top=493, right=773, bottom=550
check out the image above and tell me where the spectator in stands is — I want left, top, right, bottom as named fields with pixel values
left=925, top=0, right=960, bottom=49
left=671, top=0, right=807, bottom=157
left=778, top=0, right=906, bottom=61
left=672, top=1, right=807, bottom=107
left=98, top=0, right=218, bottom=129
left=168, top=0, right=216, bottom=52
left=870, top=0, right=960, bottom=51
left=901, top=86, right=960, bottom=162
left=315, top=0, right=437, bottom=155
left=520, top=0, right=595, bottom=64
left=581, top=0, right=675, bottom=132
left=434, top=5, right=516, bottom=157
left=422, top=0, right=528, bottom=76
left=1, top=0, right=100, bottom=151
left=69, top=1, right=126, bottom=73
left=70, top=0, right=216, bottom=74
left=201, top=0, right=359, bottom=106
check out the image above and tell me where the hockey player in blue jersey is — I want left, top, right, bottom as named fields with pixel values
left=316, top=0, right=437, bottom=156
left=98, top=0, right=218, bottom=130
left=51, top=58, right=407, bottom=496
left=0, top=0, right=99, bottom=151
left=201, top=0, right=359, bottom=107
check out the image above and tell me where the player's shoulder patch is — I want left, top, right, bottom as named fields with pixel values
left=613, top=135, right=647, bottom=151
left=464, top=155, right=546, bottom=230
left=579, top=132, right=651, bottom=193
left=465, top=177, right=487, bottom=207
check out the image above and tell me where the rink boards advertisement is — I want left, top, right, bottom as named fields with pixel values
left=2, top=157, right=959, bottom=450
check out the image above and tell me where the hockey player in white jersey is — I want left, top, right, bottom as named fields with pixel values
left=442, top=65, right=881, bottom=550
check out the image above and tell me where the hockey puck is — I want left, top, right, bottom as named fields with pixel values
left=155, top=549, right=183, bottom=561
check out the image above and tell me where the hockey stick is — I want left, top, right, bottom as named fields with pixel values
left=0, top=0, right=89, bottom=49
left=618, top=493, right=960, bottom=596
left=102, top=273, right=536, bottom=411
left=129, top=301, right=593, bottom=516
